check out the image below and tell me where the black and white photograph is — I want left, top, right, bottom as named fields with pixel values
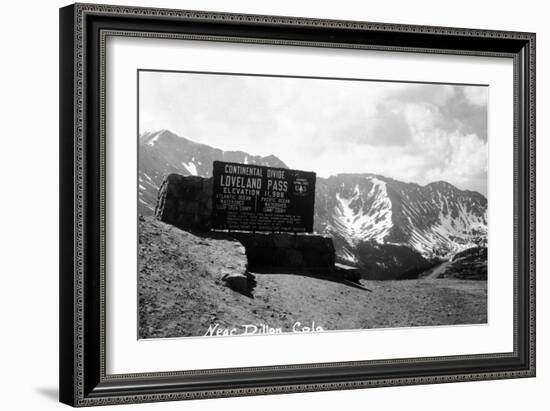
left=51, top=1, right=537, bottom=408
left=137, top=71, right=489, bottom=339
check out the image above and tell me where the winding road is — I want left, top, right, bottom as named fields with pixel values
left=421, top=259, right=454, bottom=279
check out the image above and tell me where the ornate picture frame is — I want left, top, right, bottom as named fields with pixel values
left=59, top=3, right=535, bottom=407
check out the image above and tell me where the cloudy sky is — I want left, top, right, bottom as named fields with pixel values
left=139, top=71, right=488, bottom=195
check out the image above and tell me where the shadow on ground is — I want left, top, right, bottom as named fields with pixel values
left=250, top=267, right=372, bottom=292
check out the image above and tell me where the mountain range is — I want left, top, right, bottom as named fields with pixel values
left=139, top=129, right=487, bottom=279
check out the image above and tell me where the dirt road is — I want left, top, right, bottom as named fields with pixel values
left=421, top=260, right=453, bottom=279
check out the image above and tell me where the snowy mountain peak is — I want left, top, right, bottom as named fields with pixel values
left=140, top=129, right=173, bottom=147
left=333, top=178, right=393, bottom=246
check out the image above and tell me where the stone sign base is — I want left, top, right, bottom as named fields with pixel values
left=230, top=232, right=335, bottom=272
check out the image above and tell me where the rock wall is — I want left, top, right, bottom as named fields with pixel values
left=231, top=232, right=335, bottom=271
left=155, top=174, right=213, bottom=232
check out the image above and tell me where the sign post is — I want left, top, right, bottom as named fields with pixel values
left=211, top=161, right=316, bottom=233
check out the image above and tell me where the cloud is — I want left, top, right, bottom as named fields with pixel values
left=139, top=72, right=488, bottom=195
left=464, top=87, right=488, bottom=106
left=384, top=84, right=488, bottom=142
left=438, top=87, right=488, bottom=142
left=408, top=130, right=488, bottom=195
left=360, top=102, right=412, bottom=146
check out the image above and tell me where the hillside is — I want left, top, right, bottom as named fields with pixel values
left=138, top=217, right=487, bottom=339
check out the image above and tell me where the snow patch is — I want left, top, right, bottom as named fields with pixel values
left=333, top=178, right=393, bottom=246
left=139, top=198, right=154, bottom=211
left=146, top=131, right=162, bottom=147
left=403, top=197, right=487, bottom=258
left=339, top=247, right=359, bottom=264
left=182, top=161, right=198, bottom=176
